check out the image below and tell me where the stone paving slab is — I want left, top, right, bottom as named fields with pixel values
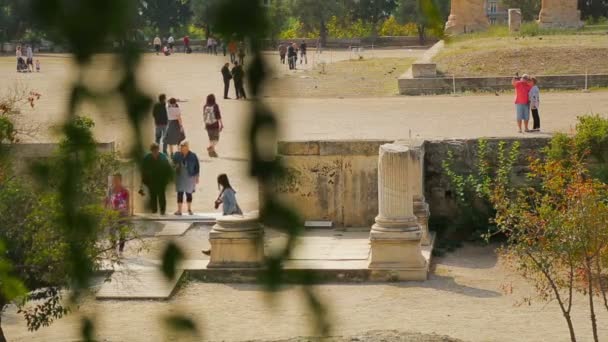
left=96, top=268, right=184, bottom=300
left=132, top=212, right=221, bottom=223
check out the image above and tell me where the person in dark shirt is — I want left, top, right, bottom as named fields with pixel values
left=287, top=43, right=296, bottom=70
left=141, top=143, right=173, bottom=215
left=300, top=41, right=307, bottom=64
left=152, top=94, right=169, bottom=154
left=231, top=62, right=246, bottom=100
left=221, top=63, right=232, bottom=99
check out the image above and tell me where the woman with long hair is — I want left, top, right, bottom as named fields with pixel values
left=172, top=140, right=199, bottom=216
left=203, top=173, right=242, bottom=256
left=202, top=93, right=223, bottom=158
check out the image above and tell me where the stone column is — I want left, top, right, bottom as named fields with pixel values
left=368, top=143, right=426, bottom=281
left=445, top=0, right=490, bottom=35
left=509, top=9, right=522, bottom=32
left=538, top=0, right=582, bottom=28
left=207, top=214, right=264, bottom=268
left=408, top=141, right=431, bottom=246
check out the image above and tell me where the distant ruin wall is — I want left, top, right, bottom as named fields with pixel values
left=398, top=74, right=608, bottom=95
left=268, top=138, right=552, bottom=228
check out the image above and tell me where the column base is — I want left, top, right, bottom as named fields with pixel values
left=207, top=215, right=264, bottom=269
left=414, top=201, right=431, bottom=246
left=368, top=226, right=427, bottom=281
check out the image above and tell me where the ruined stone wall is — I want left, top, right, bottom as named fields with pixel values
left=270, top=138, right=552, bottom=228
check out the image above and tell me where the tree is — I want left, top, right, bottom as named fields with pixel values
left=0, top=0, right=34, bottom=41
left=0, top=114, right=130, bottom=341
left=190, top=0, right=222, bottom=39
left=579, top=0, right=608, bottom=21
left=139, top=0, right=192, bottom=37
left=396, top=0, right=448, bottom=44
left=290, top=0, right=346, bottom=47
left=267, top=0, right=292, bottom=41
left=500, top=0, right=541, bottom=21
left=348, top=0, right=398, bottom=37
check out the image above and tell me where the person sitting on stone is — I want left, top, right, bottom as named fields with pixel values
left=202, top=173, right=243, bottom=256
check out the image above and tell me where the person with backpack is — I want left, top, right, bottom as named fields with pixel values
left=203, top=94, right=223, bottom=158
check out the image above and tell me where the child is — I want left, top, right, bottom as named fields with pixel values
left=529, top=77, right=541, bottom=132
left=35, top=59, right=41, bottom=72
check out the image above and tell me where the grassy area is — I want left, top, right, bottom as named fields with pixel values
left=434, top=32, right=608, bottom=77
left=266, top=57, right=415, bottom=97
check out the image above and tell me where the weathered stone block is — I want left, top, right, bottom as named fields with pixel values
left=208, top=215, right=264, bottom=269
left=509, top=9, right=522, bottom=32
left=412, top=63, right=437, bottom=78
left=445, top=0, right=490, bottom=35
left=539, top=0, right=583, bottom=28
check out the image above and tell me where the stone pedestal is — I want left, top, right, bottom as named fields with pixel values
left=538, top=0, right=582, bottom=28
left=509, top=9, right=522, bottom=32
left=412, top=63, right=437, bottom=78
left=407, top=141, right=431, bottom=246
left=207, top=214, right=264, bottom=268
left=368, top=143, right=427, bottom=281
left=445, top=0, right=490, bottom=35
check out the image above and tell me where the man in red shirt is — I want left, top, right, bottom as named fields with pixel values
left=512, top=74, right=532, bottom=133
left=183, top=36, right=190, bottom=54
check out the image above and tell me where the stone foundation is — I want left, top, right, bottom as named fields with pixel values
left=445, top=0, right=489, bottom=35
left=539, top=0, right=583, bottom=28
left=207, top=214, right=264, bottom=269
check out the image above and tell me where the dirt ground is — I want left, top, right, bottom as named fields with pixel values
left=433, top=35, right=608, bottom=76
left=265, top=57, right=416, bottom=98
left=3, top=243, right=608, bottom=342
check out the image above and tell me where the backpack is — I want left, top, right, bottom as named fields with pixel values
left=203, top=105, right=217, bottom=125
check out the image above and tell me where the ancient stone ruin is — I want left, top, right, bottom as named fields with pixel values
left=538, top=0, right=583, bottom=28
left=445, top=0, right=489, bottom=34
left=509, top=9, right=522, bottom=32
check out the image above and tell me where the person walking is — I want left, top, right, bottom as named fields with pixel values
left=278, top=43, right=287, bottom=64
left=172, top=141, right=199, bottom=216
left=167, top=35, right=175, bottom=53
left=512, top=74, right=532, bottom=133
left=26, top=45, right=34, bottom=72
left=529, top=77, right=541, bottom=132
left=232, top=61, right=246, bottom=100
left=153, top=94, right=169, bottom=154
left=203, top=94, right=224, bottom=158
left=287, top=43, right=296, bottom=70
left=228, top=40, right=237, bottom=63
left=238, top=43, right=246, bottom=65
left=142, top=143, right=172, bottom=215
left=105, top=173, right=130, bottom=254
left=164, top=98, right=185, bottom=156
left=207, top=37, right=213, bottom=54
left=183, top=35, right=191, bottom=54
left=221, top=63, right=232, bottom=99
left=220, top=39, right=227, bottom=56
left=153, top=35, right=162, bottom=55
left=16, top=45, right=25, bottom=72
left=299, top=40, right=307, bottom=65
left=202, top=173, right=243, bottom=256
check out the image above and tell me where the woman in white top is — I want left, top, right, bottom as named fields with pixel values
left=164, top=98, right=185, bottom=156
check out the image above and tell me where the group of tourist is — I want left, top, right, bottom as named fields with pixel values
left=105, top=89, right=244, bottom=253
left=220, top=62, right=246, bottom=100
left=278, top=41, right=307, bottom=70
left=153, top=35, right=247, bottom=61
left=512, top=74, right=541, bottom=133
left=15, top=45, right=40, bottom=73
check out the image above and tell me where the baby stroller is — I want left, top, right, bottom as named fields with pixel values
left=17, top=57, right=28, bottom=72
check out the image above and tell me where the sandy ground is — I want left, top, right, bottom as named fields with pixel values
left=3, top=243, right=608, bottom=342
left=3, top=51, right=608, bottom=341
